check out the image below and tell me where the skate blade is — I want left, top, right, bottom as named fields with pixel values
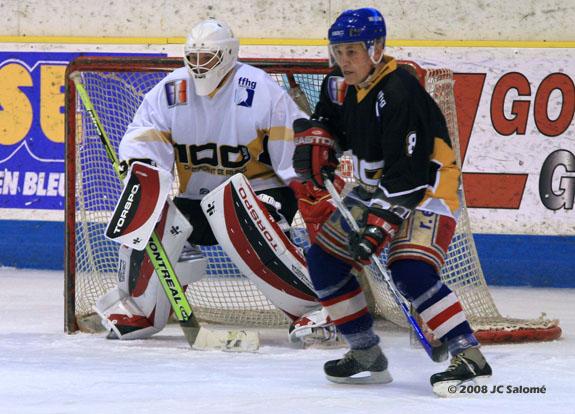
left=303, top=339, right=347, bottom=350
left=298, top=332, right=346, bottom=349
left=187, top=327, right=260, bottom=352
left=326, top=369, right=393, bottom=385
left=432, top=375, right=492, bottom=397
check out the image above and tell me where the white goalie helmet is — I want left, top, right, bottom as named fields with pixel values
left=183, top=18, right=240, bottom=96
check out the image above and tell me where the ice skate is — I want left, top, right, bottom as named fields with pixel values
left=105, top=313, right=154, bottom=339
left=93, top=286, right=159, bottom=340
left=324, top=345, right=393, bottom=384
left=431, top=347, right=492, bottom=397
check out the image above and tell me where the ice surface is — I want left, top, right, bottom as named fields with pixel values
left=0, top=268, right=573, bottom=414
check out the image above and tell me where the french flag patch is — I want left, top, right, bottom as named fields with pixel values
left=327, top=76, right=347, bottom=106
left=165, top=79, right=188, bottom=107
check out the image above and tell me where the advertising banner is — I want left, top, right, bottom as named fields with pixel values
left=400, top=47, right=574, bottom=236
left=0, top=51, right=164, bottom=214
left=0, top=52, right=71, bottom=210
left=0, top=46, right=572, bottom=282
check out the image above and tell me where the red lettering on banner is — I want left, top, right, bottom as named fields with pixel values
left=453, top=73, right=528, bottom=209
left=453, top=73, right=485, bottom=161
left=490, top=72, right=531, bottom=136
left=534, top=73, right=575, bottom=137
left=462, top=173, right=528, bottom=209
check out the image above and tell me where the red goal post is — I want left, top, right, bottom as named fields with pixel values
left=65, top=56, right=561, bottom=344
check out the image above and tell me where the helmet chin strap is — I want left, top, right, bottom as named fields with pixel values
left=358, top=53, right=385, bottom=88
left=369, top=44, right=385, bottom=65
left=358, top=69, right=376, bottom=88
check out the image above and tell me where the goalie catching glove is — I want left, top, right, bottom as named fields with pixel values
left=292, top=118, right=339, bottom=188
left=349, top=207, right=402, bottom=265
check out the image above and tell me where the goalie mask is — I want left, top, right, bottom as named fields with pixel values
left=184, top=18, right=240, bottom=96
left=328, top=8, right=386, bottom=66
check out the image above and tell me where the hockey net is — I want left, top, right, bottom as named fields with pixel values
left=65, top=56, right=561, bottom=343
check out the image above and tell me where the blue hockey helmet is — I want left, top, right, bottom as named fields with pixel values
left=328, top=8, right=386, bottom=47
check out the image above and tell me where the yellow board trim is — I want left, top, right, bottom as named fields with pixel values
left=0, top=36, right=574, bottom=48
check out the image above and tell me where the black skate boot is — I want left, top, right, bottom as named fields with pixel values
left=324, top=345, right=393, bottom=384
left=430, top=347, right=492, bottom=397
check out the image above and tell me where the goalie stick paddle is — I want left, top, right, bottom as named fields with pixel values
left=70, top=72, right=259, bottom=352
left=323, top=177, right=448, bottom=362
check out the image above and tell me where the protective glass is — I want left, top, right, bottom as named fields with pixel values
left=328, top=41, right=367, bottom=67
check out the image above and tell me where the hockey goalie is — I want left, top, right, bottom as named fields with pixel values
left=94, top=17, right=337, bottom=345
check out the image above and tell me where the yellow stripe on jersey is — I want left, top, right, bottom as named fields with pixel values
left=175, top=163, right=193, bottom=194
left=355, top=56, right=398, bottom=103
left=129, top=129, right=172, bottom=144
left=420, top=137, right=461, bottom=214
left=268, top=126, right=295, bottom=142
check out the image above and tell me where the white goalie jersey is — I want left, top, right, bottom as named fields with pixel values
left=119, top=62, right=307, bottom=198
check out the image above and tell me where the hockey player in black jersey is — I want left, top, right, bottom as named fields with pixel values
left=291, top=7, right=492, bottom=395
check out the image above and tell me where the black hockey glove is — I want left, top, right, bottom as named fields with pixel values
left=349, top=208, right=401, bottom=265
left=292, top=118, right=338, bottom=188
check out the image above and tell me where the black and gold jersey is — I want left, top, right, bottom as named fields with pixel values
left=314, top=56, right=461, bottom=219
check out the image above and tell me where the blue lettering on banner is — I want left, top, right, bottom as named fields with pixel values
left=0, top=51, right=165, bottom=210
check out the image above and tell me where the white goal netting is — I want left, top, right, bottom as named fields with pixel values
left=65, top=57, right=560, bottom=343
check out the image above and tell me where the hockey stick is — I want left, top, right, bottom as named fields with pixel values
left=323, top=177, right=448, bottom=362
left=70, top=72, right=258, bottom=352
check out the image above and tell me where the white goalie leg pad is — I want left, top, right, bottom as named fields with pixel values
left=95, top=199, right=204, bottom=340
left=200, top=173, right=319, bottom=320
left=105, top=161, right=173, bottom=250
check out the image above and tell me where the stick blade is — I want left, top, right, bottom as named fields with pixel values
left=181, top=325, right=260, bottom=352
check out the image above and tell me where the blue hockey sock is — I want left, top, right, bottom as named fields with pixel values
left=390, top=260, right=474, bottom=343
left=306, top=245, right=379, bottom=349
